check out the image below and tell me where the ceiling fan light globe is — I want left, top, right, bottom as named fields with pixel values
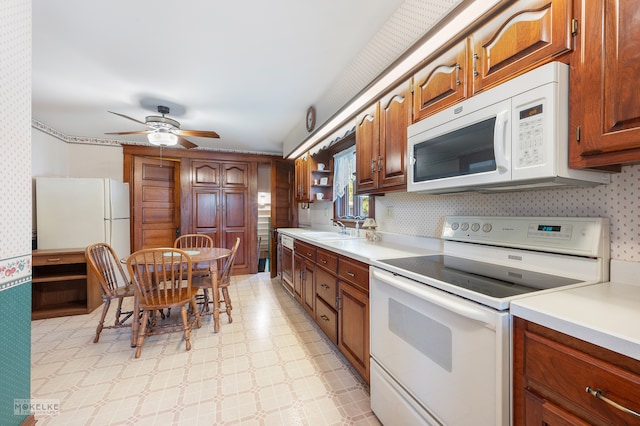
left=147, top=131, right=178, bottom=146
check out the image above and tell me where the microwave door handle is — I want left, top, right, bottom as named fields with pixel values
left=494, top=110, right=509, bottom=172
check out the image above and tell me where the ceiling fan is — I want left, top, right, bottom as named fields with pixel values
left=105, top=105, right=220, bottom=149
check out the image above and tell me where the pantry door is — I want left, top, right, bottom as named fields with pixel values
left=132, top=156, right=181, bottom=251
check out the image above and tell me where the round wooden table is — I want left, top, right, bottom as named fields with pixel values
left=125, top=247, right=232, bottom=345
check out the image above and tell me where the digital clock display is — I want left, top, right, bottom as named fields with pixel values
left=538, top=225, right=561, bottom=232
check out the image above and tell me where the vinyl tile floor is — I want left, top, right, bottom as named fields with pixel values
left=31, top=273, right=381, bottom=426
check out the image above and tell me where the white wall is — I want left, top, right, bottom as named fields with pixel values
left=31, top=129, right=125, bottom=233
left=32, top=128, right=123, bottom=179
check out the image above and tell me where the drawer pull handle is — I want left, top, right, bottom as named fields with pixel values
left=345, top=271, right=356, bottom=277
left=586, top=387, right=640, bottom=418
left=47, top=258, right=61, bottom=262
left=320, top=283, right=329, bottom=289
left=321, top=259, right=327, bottom=264
left=320, top=314, right=330, bottom=322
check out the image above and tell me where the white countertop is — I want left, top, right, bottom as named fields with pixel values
left=511, top=282, right=640, bottom=361
left=278, top=228, right=440, bottom=263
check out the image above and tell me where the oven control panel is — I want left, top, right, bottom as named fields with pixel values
left=442, top=216, right=609, bottom=258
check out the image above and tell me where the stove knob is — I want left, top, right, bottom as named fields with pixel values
left=483, top=223, right=493, bottom=233
left=451, top=222, right=459, bottom=230
left=460, top=222, right=469, bottom=231
left=471, top=223, right=480, bottom=232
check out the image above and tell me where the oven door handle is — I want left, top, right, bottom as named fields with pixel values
left=372, top=269, right=497, bottom=329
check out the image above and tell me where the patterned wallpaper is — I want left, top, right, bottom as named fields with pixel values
left=1, top=1, right=32, bottom=425
left=374, top=164, right=640, bottom=261
left=0, top=0, right=32, bottom=290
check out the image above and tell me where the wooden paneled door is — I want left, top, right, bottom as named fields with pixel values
left=132, top=156, right=181, bottom=251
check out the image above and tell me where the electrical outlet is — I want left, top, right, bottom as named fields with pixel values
left=386, top=206, right=394, bottom=218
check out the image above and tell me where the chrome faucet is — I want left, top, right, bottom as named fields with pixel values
left=334, top=220, right=347, bottom=234
left=354, top=220, right=361, bottom=237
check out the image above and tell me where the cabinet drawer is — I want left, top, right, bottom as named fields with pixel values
left=316, top=267, right=337, bottom=307
left=315, top=298, right=337, bottom=344
left=33, top=250, right=86, bottom=266
left=338, top=257, right=369, bottom=292
left=524, top=330, right=640, bottom=425
left=294, top=240, right=316, bottom=262
left=316, top=248, right=338, bottom=273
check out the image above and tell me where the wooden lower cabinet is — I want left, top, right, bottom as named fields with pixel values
left=280, top=244, right=293, bottom=291
left=337, top=279, right=369, bottom=382
left=513, top=317, right=640, bottom=425
left=285, top=239, right=370, bottom=383
left=31, top=249, right=101, bottom=320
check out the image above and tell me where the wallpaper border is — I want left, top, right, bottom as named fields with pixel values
left=0, top=254, right=32, bottom=292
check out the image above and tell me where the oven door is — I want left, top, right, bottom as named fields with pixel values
left=370, top=268, right=510, bottom=425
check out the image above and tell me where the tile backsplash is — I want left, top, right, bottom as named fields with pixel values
left=303, top=164, right=639, bottom=262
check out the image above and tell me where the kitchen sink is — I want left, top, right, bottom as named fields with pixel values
left=298, top=231, right=360, bottom=241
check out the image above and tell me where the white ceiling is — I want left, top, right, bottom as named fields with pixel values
left=33, top=0, right=453, bottom=155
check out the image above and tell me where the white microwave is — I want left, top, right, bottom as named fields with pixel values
left=407, top=62, right=611, bottom=194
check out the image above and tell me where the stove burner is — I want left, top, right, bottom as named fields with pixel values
left=377, top=255, right=581, bottom=299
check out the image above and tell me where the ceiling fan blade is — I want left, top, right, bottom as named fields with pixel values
left=177, top=135, right=198, bottom=149
left=105, top=130, right=153, bottom=135
left=177, top=129, right=220, bottom=138
left=108, top=111, right=150, bottom=127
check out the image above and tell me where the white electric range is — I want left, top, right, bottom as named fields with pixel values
left=369, top=216, right=610, bottom=425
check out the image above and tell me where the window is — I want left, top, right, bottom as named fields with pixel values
left=333, top=146, right=372, bottom=220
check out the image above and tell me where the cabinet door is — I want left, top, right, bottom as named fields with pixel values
left=569, top=0, right=640, bottom=168
left=379, top=81, right=411, bottom=190
left=293, top=253, right=303, bottom=298
left=192, top=160, right=221, bottom=187
left=471, top=0, right=572, bottom=93
left=294, top=157, right=310, bottom=202
left=221, top=189, right=249, bottom=274
left=281, top=245, right=293, bottom=289
left=413, top=39, right=470, bottom=121
left=355, top=102, right=380, bottom=194
left=191, top=188, right=220, bottom=243
left=302, top=260, right=315, bottom=316
left=221, top=162, right=249, bottom=188
left=338, top=280, right=370, bottom=382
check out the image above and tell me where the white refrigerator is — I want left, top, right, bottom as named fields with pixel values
left=35, top=177, right=131, bottom=257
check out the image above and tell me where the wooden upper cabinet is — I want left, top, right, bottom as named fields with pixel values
left=356, top=80, right=410, bottom=194
left=355, top=102, right=380, bottom=193
left=192, top=161, right=221, bottom=186
left=379, top=81, right=411, bottom=190
left=222, top=162, right=249, bottom=188
left=294, top=156, right=311, bottom=202
left=413, top=39, right=470, bottom=122
left=471, top=0, right=572, bottom=94
left=569, top=0, right=640, bottom=168
left=191, top=161, right=248, bottom=188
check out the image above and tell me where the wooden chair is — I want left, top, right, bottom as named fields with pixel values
left=193, top=237, right=240, bottom=323
left=174, top=233, right=214, bottom=277
left=126, top=248, right=201, bottom=358
left=86, top=243, right=137, bottom=347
